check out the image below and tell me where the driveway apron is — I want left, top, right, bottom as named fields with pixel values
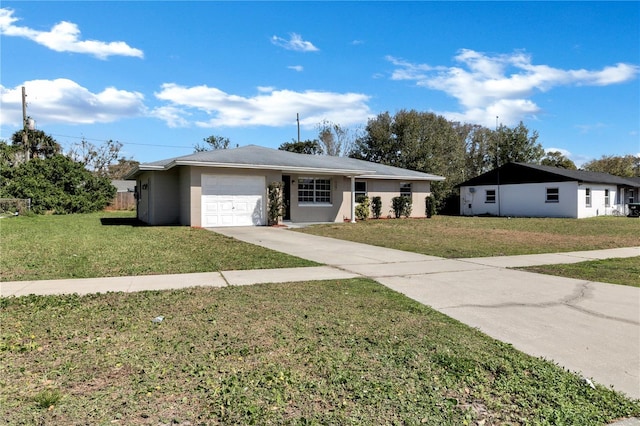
left=212, top=226, right=640, bottom=400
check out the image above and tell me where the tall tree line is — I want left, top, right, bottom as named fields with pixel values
left=349, top=110, right=545, bottom=212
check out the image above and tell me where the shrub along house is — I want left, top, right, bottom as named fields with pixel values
left=125, top=145, right=445, bottom=227
left=458, top=162, right=640, bottom=218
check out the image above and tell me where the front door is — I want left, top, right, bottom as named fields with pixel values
left=283, top=175, right=291, bottom=220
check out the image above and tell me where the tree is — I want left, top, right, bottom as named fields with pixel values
left=0, top=154, right=116, bottom=214
left=350, top=112, right=401, bottom=166
left=67, top=139, right=128, bottom=177
left=582, top=155, right=639, bottom=177
left=11, top=129, right=61, bottom=160
left=194, top=135, right=230, bottom=152
left=317, top=120, right=353, bottom=156
left=541, top=151, right=577, bottom=169
left=461, top=124, right=495, bottom=178
left=0, top=140, right=22, bottom=169
left=278, top=139, right=323, bottom=155
left=350, top=110, right=466, bottom=212
left=108, top=158, right=140, bottom=180
left=492, top=122, right=545, bottom=167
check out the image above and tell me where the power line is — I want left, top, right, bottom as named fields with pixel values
left=48, top=132, right=193, bottom=149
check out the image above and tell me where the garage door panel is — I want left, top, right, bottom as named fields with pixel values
left=201, top=175, right=265, bottom=227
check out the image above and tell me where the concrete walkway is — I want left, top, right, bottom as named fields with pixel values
left=1, top=225, right=638, bottom=403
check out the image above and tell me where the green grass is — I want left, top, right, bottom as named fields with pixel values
left=1, top=279, right=638, bottom=425
left=0, top=212, right=316, bottom=282
left=521, top=257, right=640, bottom=287
left=296, top=216, right=639, bottom=258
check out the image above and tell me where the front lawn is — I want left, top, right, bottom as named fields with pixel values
left=2, top=279, right=638, bottom=425
left=0, top=212, right=315, bottom=282
left=521, top=257, right=640, bottom=287
left=296, top=216, right=639, bottom=258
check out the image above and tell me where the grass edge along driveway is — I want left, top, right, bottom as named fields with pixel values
left=0, top=212, right=316, bottom=282
left=2, top=279, right=639, bottom=425
left=295, top=216, right=639, bottom=258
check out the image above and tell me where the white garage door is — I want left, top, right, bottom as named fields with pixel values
left=201, top=174, right=265, bottom=227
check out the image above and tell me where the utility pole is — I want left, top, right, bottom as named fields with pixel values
left=296, top=113, right=300, bottom=143
left=22, top=86, right=29, bottom=161
left=495, top=115, right=501, bottom=217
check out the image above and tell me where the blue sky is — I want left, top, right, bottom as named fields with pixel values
left=1, top=1, right=638, bottom=167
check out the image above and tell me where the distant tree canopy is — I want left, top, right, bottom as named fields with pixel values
left=67, top=138, right=134, bottom=178
left=278, top=139, right=324, bottom=155
left=582, top=155, right=639, bottom=177
left=194, top=135, right=230, bottom=152
left=350, top=110, right=545, bottom=213
left=316, top=120, right=354, bottom=156
left=541, top=151, right=577, bottom=170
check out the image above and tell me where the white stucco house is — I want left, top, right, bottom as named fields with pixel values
left=458, top=162, right=639, bottom=218
left=125, top=145, right=445, bottom=227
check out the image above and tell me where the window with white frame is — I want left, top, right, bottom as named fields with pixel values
left=355, top=181, right=367, bottom=203
left=485, top=189, right=496, bottom=203
left=298, top=178, right=331, bottom=204
left=629, top=190, right=635, bottom=204
left=604, top=189, right=610, bottom=207
left=585, top=188, right=591, bottom=207
left=400, top=183, right=412, bottom=198
left=546, top=187, right=559, bottom=203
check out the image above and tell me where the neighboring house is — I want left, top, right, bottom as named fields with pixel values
left=107, top=180, right=136, bottom=211
left=458, top=162, right=640, bottom=218
left=125, top=145, right=445, bottom=227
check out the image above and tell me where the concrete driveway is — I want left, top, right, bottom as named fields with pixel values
left=213, top=226, right=640, bottom=399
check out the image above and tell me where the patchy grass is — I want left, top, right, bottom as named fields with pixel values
left=2, top=279, right=638, bottom=425
left=0, top=212, right=315, bottom=282
left=521, top=257, right=640, bottom=287
left=296, top=216, right=639, bottom=258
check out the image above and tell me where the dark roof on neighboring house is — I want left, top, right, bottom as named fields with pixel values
left=458, top=162, right=639, bottom=187
left=126, top=145, right=445, bottom=181
left=112, top=180, right=136, bottom=192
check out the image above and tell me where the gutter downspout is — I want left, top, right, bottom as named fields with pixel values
left=350, top=176, right=356, bottom=223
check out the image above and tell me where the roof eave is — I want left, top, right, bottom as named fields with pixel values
left=174, top=160, right=371, bottom=176
left=358, top=174, right=445, bottom=181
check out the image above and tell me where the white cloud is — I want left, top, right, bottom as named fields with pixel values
left=0, top=79, right=146, bottom=126
left=271, top=33, right=319, bottom=52
left=0, top=8, right=143, bottom=59
left=153, top=84, right=371, bottom=128
left=387, top=49, right=639, bottom=127
left=288, top=65, right=304, bottom=72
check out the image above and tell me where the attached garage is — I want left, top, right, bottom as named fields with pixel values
left=201, top=174, right=265, bottom=227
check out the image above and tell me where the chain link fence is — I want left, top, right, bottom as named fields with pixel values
left=0, top=198, right=31, bottom=215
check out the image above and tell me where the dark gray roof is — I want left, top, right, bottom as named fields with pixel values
left=127, top=145, right=445, bottom=181
left=111, top=180, right=136, bottom=192
left=458, top=162, right=639, bottom=187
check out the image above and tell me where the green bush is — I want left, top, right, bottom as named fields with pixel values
left=391, top=196, right=412, bottom=218
left=355, top=196, right=370, bottom=221
left=0, top=155, right=115, bottom=214
left=371, top=196, right=382, bottom=219
left=426, top=195, right=436, bottom=218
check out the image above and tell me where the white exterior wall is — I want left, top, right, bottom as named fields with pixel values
left=460, top=181, right=625, bottom=218
left=460, top=182, right=578, bottom=218
left=577, top=184, right=619, bottom=218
